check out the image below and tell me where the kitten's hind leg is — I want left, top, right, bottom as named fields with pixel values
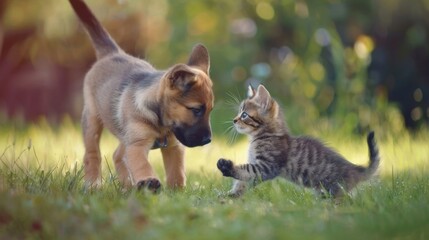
left=316, top=182, right=347, bottom=200
left=228, top=180, right=248, bottom=197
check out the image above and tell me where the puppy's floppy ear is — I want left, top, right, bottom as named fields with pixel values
left=187, top=43, right=210, bottom=74
left=247, top=85, right=256, bottom=98
left=254, top=85, right=273, bottom=111
left=168, top=64, right=197, bottom=92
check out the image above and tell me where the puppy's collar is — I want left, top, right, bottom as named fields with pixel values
left=151, top=136, right=168, bottom=149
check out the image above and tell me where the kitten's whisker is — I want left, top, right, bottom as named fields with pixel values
left=225, top=101, right=238, bottom=108
left=225, top=101, right=239, bottom=110
left=225, top=91, right=241, bottom=110
left=226, top=91, right=240, bottom=104
left=222, top=125, right=235, bottom=135
left=222, top=124, right=239, bottom=145
left=227, top=129, right=239, bottom=145
left=233, top=86, right=243, bottom=101
left=233, top=131, right=239, bottom=143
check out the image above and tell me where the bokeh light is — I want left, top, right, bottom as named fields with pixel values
left=256, top=2, right=275, bottom=20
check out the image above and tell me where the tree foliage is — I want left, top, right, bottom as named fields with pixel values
left=1, top=0, right=428, bottom=134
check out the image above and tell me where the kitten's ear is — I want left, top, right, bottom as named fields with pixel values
left=247, top=85, right=255, bottom=98
left=254, top=85, right=272, bottom=110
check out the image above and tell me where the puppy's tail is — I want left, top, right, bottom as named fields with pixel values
left=363, top=131, right=380, bottom=179
left=69, top=0, right=120, bottom=59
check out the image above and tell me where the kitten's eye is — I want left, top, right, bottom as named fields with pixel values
left=240, top=112, right=249, bottom=120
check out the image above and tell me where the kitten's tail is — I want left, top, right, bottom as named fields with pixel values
left=364, top=131, right=380, bottom=178
left=69, top=0, right=120, bottom=59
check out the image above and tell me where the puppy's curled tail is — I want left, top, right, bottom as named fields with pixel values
left=364, top=131, right=380, bottom=179
left=69, top=0, right=120, bottom=59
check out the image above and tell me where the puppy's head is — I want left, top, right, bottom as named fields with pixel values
left=162, top=44, right=214, bottom=147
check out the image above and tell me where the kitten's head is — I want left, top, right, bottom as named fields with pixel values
left=233, top=85, right=280, bottom=136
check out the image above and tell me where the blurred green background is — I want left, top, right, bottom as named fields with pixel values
left=1, top=0, right=428, bottom=136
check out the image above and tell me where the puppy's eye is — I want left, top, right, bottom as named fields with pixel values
left=188, top=106, right=205, bottom=117
left=240, top=112, right=249, bottom=120
left=192, top=108, right=202, bottom=114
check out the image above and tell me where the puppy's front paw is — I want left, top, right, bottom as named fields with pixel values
left=217, top=158, right=235, bottom=177
left=137, top=177, right=162, bottom=194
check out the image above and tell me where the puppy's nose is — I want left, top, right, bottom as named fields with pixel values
left=201, top=136, right=211, bottom=145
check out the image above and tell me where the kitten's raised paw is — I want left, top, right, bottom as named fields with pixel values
left=217, top=158, right=234, bottom=177
left=137, top=177, right=162, bottom=194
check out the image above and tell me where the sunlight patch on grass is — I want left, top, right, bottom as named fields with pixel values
left=0, top=121, right=428, bottom=239
left=1, top=121, right=428, bottom=183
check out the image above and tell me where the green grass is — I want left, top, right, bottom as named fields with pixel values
left=0, top=119, right=428, bottom=239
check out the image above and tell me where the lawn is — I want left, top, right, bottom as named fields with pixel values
left=0, top=119, right=428, bottom=239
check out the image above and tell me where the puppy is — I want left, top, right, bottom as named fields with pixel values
left=69, top=0, right=214, bottom=192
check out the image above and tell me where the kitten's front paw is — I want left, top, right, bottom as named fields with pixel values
left=217, top=158, right=235, bottom=177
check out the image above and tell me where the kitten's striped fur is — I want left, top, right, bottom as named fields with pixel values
left=217, top=85, right=380, bottom=198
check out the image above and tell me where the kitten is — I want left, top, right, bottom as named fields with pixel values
left=217, top=85, right=380, bottom=198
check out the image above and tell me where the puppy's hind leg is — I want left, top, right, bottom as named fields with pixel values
left=82, top=108, right=103, bottom=187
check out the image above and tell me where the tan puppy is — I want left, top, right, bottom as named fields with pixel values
left=69, top=0, right=214, bottom=192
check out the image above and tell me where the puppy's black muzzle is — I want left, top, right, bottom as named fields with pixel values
left=173, top=124, right=211, bottom=147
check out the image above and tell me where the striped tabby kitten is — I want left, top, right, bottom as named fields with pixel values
left=217, top=85, right=380, bottom=198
